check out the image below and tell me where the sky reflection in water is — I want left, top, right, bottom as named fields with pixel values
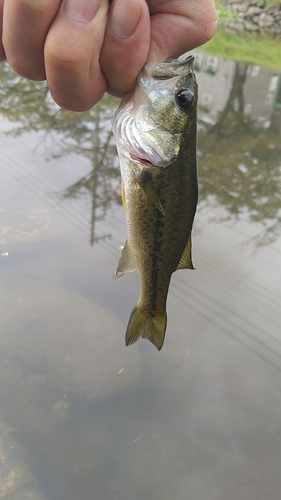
left=0, top=46, right=281, bottom=500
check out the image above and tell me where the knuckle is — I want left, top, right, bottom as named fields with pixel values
left=46, top=36, right=88, bottom=69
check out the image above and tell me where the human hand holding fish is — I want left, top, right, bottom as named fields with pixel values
left=0, top=0, right=217, bottom=351
left=0, top=0, right=217, bottom=111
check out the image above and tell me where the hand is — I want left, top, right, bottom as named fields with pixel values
left=0, top=0, right=217, bottom=111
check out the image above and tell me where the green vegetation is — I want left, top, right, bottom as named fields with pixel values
left=216, top=0, right=281, bottom=6
left=207, top=0, right=281, bottom=70
left=200, top=28, right=281, bottom=70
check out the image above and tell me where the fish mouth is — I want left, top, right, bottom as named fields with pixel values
left=139, top=55, right=195, bottom=86
left=129, top=148, right=168, bottom=167
left=130, top=154, right=154, bottom=166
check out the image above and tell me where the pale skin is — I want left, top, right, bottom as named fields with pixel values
left=0, top=0, right=217, bottom=111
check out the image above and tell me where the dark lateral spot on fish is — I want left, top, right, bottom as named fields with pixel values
left=150, top=206, right=165, bottom=315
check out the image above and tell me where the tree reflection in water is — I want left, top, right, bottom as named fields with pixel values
left=0, top=58, right=281, bottom=247
left=0, top=61, right=121, bottom=246
left=198, top=61, right=281, bottom=246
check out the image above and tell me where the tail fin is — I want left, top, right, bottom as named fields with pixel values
left=125, top=305, right=167, bottom=351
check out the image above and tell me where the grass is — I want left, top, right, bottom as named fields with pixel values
left=215, top=0, right=281, bottom=6
left=200, top=1, right=281, bottom=70
left=201, top=29, right=281, bottom=70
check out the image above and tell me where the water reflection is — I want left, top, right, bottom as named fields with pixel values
left=195, top=54, right=281, bottom=131
left=195, top=52, right=281, bottom=245
left=1, top=44, right=281, bottom=500
left=0, top=279, right=142, bottom=499
left=0, top=61, right=120, bottom=246
left=1, top=53, right=281, bottom=246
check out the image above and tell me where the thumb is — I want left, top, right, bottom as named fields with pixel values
left=148, top=0, right=217, bottom=62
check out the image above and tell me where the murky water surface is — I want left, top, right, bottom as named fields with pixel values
left=1, top=43, right=281, bottom=500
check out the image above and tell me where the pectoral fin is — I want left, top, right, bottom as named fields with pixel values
left=142, top=182, right=165, bottom=216
left=176, top=236, right=194, bottom=270
left=135, top=171, right=165, bottom=216
left=112, top=242, right=137, bottom=280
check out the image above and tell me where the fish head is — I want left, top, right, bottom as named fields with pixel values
left=112, top=55, right=197, bottom=168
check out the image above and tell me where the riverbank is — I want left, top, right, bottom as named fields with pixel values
left=200, top=0, right=281, bottom=70
left=222, top=0, right=281, bottom=39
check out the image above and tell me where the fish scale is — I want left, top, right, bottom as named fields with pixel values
left=112, top=56, right=198, bottom=350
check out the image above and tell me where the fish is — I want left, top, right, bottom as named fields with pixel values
left=112, top=55, right=198, bottom=351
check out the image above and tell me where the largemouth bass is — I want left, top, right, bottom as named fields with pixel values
left=112, top=55, right=198, bottom=351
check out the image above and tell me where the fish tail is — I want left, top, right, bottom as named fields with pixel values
left=125, top=305, right=167, bottom=351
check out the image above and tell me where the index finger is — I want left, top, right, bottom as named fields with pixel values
left=44, top=0, right=109, bottom=111
left=2, top=0, right=61, bottom=79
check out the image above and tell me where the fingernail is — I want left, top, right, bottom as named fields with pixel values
left=109, top=0, right=141, bottom=39
left=63, top=0, right=101, bottom=23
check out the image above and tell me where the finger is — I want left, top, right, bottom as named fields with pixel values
left=0, top=0, right=5, bottom=61
left=44, top=0, right=108, bottom=111
left=148, top=0, right=217, bottom=62
left=2, top=0, right=61, bottom=79
left=100, top=0, right=150, bottom=97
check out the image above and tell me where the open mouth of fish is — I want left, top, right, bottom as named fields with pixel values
left=129, top=150, right=172, bottom=169
left=131, top=154, right=153, bottom=166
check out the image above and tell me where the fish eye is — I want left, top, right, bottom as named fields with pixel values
left=175, top=89, right=194, bottom=111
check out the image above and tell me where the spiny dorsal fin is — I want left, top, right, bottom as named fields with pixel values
left=112, top=241, right=137, bottom=280
left=176, top=236, right=195, bottom=270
